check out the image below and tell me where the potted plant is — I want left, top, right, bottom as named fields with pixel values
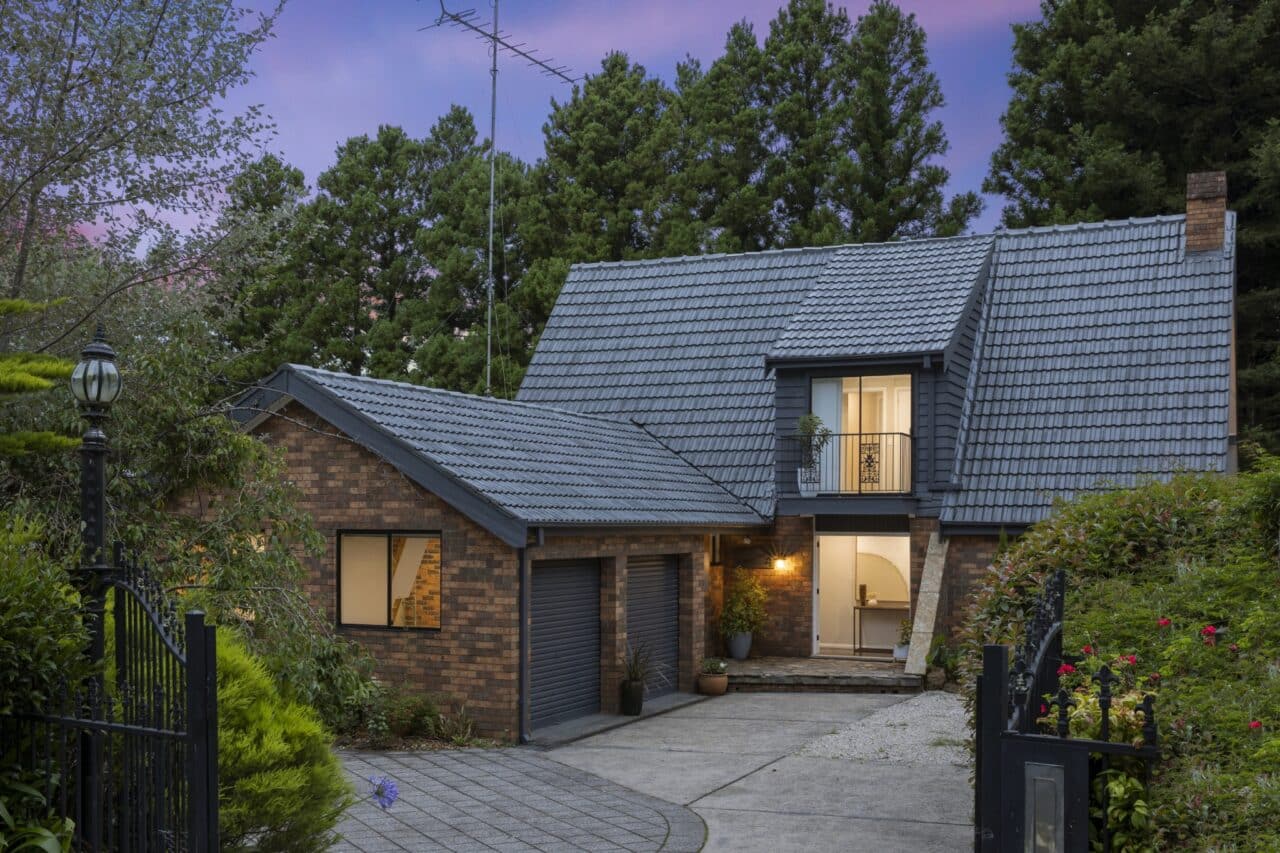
left=893, top=618, right=912, bottom=662
left=620, top=642, right=650, bottom=716
left=698, top=657, right=729, bottom=696
left=795, top=413, right=833, bottom=498
left=720, top=568, right=768, bottom=660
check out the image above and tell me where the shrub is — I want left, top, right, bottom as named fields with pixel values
left=720, top=568, right=768, bottom=637
left=962, top=462, right=1280, bottom=849
left=216, top=634, right=353, bottom=852
left=0, top=512, right=88, bottom=716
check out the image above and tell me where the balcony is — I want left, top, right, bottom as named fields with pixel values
left=783, top=432, right=912, bottom=496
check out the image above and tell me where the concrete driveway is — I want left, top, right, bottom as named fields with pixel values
left=546, top=692, right=973, bottom=852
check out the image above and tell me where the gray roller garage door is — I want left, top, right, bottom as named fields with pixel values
left=626, top=555, right=680, bottom=698
left=531, top=559, right=601, bottom=729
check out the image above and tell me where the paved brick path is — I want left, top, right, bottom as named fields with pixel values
left=335, top=748, right=705, bottom=852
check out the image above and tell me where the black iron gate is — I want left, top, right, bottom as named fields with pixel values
left=975, top=570, right=1159, bottom=852
left=0, top=544, right=218, bottom=852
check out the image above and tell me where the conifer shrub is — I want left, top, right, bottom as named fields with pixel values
left=216, top=634, right=353, bottom=852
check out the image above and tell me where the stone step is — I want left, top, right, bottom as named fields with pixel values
left=727, top=671, right=922, bottom=693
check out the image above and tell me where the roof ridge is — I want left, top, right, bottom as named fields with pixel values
left=570, top=244, right=842, bottom=271
left=286, top=364, right=644, bottom=431
left=997, top=213, right=1186, bottom=238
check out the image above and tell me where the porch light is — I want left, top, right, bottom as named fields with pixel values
left=772, top=556, right=791, bottom=572
left=70, top=326, right=122, bottom=410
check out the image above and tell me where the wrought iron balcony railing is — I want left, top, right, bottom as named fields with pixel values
left=783, top=432, right=912, bottom=495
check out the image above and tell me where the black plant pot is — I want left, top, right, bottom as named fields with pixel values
left=620, top=680, right=644, bottom=716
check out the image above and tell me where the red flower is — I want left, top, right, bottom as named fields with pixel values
left=1149, top=672, right=1161, bottom=682
left=1158, top=617, right=1172, bottom=628
left=1057, top=663, right=1076, bottom=676
left=1229, top=643, right=1239, bottom=653
left=1201, top=625, right=1217, bottom=636
left=1250, top=720, right=1263, bottom=730
left=1126, top=655, right=1138, bottom=666
left=1040, top=703, right=1048, bottom=715
left=1081, top=644, right=1094, bottom=655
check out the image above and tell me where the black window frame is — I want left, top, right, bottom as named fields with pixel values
left=336, top=529, right=443, bottom=631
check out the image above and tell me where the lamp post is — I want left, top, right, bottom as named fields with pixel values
left=69, top=324, right=121, bottom=850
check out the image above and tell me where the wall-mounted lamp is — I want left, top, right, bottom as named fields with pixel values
left=772, top=556, right=791, bottom=572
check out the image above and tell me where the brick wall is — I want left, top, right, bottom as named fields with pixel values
left=720, top=516, right=813, bottom=657
left=939, top=534, right=1000, bottom=636
left=909, top=517, right=937, bottom=617
left=251, top=405, right=522, bottom=739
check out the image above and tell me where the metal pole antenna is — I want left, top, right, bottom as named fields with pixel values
left=486, top=0, right=497, bottom=395
left=423, top=2, right=578, bottom=395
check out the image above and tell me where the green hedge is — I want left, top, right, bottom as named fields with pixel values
left=962, top=460, right=1280, bottom=850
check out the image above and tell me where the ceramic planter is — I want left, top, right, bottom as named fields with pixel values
left=698, top=673, right=729, bottom=696
left=796, top=467, right=819, bottom=498
left=619, top=680, right=644, bottom=716
left=893, top=643, right=910, bottom=662
left=727, top=632, right=752, bottom=660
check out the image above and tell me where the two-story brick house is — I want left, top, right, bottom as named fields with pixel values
left=235, top=174, right=1236, bottom=741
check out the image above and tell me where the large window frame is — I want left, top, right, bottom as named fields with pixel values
left=336, top=529, right=443, bottom=630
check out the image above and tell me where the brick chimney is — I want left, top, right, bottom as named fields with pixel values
left=1185, top=171, right=1227, bottom=253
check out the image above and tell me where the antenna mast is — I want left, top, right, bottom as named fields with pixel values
left=424, top=1, right=577, bottom=396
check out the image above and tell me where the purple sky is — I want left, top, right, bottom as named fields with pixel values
left=229, top=0, right=1043, bottom=234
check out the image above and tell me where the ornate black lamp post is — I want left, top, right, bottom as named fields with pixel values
left=69, top=325, right=121, bottom=849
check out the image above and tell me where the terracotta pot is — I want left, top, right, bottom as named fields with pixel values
left=619, top=680, right=644, bottom=716
left=698, top=673, right=729, bottom=696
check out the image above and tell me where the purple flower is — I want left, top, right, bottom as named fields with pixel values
left=369, top=775, right=399, bottom=810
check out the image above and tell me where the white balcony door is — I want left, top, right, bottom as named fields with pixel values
left=811, top=378, right=842, bottom=493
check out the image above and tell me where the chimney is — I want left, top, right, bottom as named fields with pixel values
left=1186, top=171, right=1227, bottom=253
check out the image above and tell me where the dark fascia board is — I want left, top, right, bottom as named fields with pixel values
left=941, top=242, right=996, bottom=374
left=777, top=496, right=918, bottom=517
left=939, top=521, right=1029, bottom=538
left=536, top=521, right=770, bottom=541
left=765, top=351, right=943, bottom=373
left=232, top=367, right=529, bottom=549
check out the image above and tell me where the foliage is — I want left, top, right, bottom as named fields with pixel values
left=216, top=633, right=353, bottom=853
left=897, top=618, right=913, bottom=646
left=0, top=299, right=75, bottom=457
left=700, top=657, right=728, bottom=675
left=0, top=763, right=74, bottom=853
left=720, top=568, right=769, bottom=637
left=1, top=0, right=279, bottom=363
left=985, top=0, right=1280, bottom=450
left=0, top=512, right=88, bottom=716
left=622, top=641, right=653, bottom=685
left=795, top=413, right=833, bottom=469
left=962, top=458, right=1280, bottom=849
left=356, top=684, right=479, bottom=749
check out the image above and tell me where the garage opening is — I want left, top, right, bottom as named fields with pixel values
left=530, top=559, right=601, bottom=729
left=626, top=555, right=680, bottom=698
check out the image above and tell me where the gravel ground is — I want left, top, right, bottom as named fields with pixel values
left=801, top=691, right=971, bottom=767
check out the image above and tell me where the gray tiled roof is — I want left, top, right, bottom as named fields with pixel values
left=280, top=365, right=765, bottom=531
left=768, top=234, right=994, bottom=361
left=941, top=214, right=1235, bottom=526
left=518, top=248, right=839, bottom=516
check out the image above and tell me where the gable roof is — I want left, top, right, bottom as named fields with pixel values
left=521, top=214, right=1235, bottom=527
left=517, top=247, right=839, bottom=516
left=768, top=234, right=994, bottom=363
left=236, top=365, right=765, bottom=547
left=940, top=214, right=1236, bottom=526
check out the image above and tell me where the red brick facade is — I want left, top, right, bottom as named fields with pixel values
left=938, top=534, right=1000, bottom=636
left=239, top=405, right=711, bottom=741
left=714, top=516, right=814, bottom=657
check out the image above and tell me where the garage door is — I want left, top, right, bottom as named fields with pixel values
left=530, top=559, right=601, bottom=729
left=626, top=555, right=680, bottom=698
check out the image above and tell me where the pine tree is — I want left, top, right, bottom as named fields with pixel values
left=984, top=0, right=1280, bottom=450
left=838, top=1, right=981, bottom=241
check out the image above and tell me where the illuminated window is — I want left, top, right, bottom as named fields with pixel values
left=338, top=532, right=442, bottom=628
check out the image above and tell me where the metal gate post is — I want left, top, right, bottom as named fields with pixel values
left=978, top=644, right=1009, bottom=853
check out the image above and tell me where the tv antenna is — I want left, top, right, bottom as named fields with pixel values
left=423, top=1, right=578, bottom=396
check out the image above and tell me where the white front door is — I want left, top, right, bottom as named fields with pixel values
left=816, top=535, right=856, bottom=654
